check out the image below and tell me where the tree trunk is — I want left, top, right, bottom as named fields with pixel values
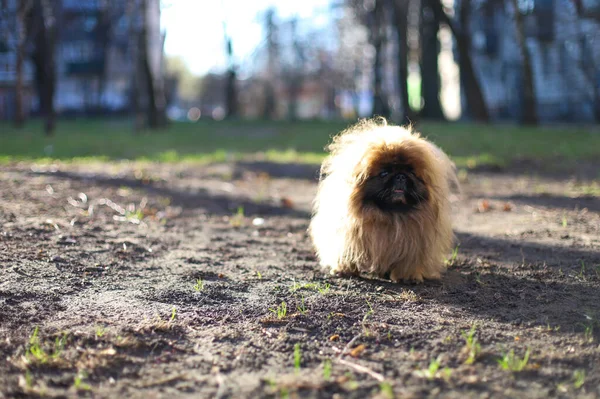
left=224, top=34, right=237, bottom=118
left=371, top=0, right=391, bottom=118
left=419, top=1, right=445, bottom=120
left=263, top=84, right=276, bottom=119
left=225, top=68, right=237, bottom=118
left=287, top=18, right=303, bottom=120
left=139, top=0, right=167, bottom=129
left=392, top=0, right=416, bottom=124
left=287, top=77, right=301, bottom=120
left=223, top=20, right=237, bottom=119
left=263, top=8, right=277, bottom=119
left=510, top=0, right=537, bottom=125
left=14, top=0, right=30, bottom=128
left=429, top=0, right=489, bottom=122
left=31, top=0, right=57, bottom=136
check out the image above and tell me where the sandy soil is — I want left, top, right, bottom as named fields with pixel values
left=0, top=160, right=599, bottom=398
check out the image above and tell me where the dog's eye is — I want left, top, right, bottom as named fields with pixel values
left=379, top=171, right=389, bottom=178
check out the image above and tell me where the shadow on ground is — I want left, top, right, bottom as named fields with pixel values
left=233, top=161, right=320, bottom=181
left=29, top=169, right=311, bottom=218
left=348, top=231, right=600, bottom=335
left=492, top=193, right=600, bottom=212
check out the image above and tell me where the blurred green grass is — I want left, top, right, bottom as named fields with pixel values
left=1, top=118, right=599, bottom=168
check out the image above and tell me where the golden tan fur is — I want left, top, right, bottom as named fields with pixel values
left=308, top=118, right=458, bottom=282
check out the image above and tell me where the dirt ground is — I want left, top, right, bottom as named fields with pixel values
left=1, top=159, right=599, bottom=399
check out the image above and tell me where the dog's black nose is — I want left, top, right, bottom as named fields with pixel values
left=396, top=174, right=407, bottom=182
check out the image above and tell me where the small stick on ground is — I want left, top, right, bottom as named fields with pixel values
left=336, top=358, right=385, bottom=382
left=334, top=333, right=385, bottom=382
left=337, top=333, right=362, bottom=359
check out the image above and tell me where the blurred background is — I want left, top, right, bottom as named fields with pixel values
left=0, top=0, right=599, bottom=163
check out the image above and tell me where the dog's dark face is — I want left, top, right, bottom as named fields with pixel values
left=361, top=161, right=429, bottom=212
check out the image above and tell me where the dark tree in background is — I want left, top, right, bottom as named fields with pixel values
left=391, top=0, right=415, bottom=124
left=572, top=0, right=600, bottom=122
left=510, top=0, right=538, bottom=125
left=14, top=0, right=31, bottom=128
left=134, top=0, right=168, bottom=130
left=263, top=8, right=278, bottom=119
left=286, top=17, right=305, bottom=120
left=369, top=0, right=392, bottom=119
left=1, top=0, right=57, bottom=133
left=429, top=0, right=490, bottom=122
left=419, top=1, right=445, bottom=120
left=223, top=22, right=238, bottom=119
left=29, top=0, right=59, bottom=135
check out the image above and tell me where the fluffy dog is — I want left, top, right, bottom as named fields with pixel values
left=308, top=118, right=458, bottom=282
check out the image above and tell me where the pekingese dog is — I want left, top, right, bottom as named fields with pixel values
left=309, top=118, right=458, bottom=283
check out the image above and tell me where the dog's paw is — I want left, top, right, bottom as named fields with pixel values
left=390, top=267, right=440, bottom=284
left=329, top=263, right=359, bottom=278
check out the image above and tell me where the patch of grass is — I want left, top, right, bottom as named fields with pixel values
left=297, top=296, right=308, bottom=315
left=269, top=302, right=288, bottom=319
left=193, top=278, right=204, bottom=292
left=317, top=283, right=331, bottom=295
left=573, top=369, right=585, bottom=389
left=445, top=245, right=460, bottom=266
left=362, top=300, right=375, bottom=336
left=290, top=280, right=330, bottom=294
left=577, top=182, right=600, bottom=196
left=379, top=382, right=394, bottom=399
left=442, top=367, right=453, bottom=382
left=415, top=357, right=442, bottom=380
left=26, top=327, right=67, bottom=365
left=323, top=359, right=332, bottom=381
left=497, top=348, right=530, bottom=372
left=95, top=326, right=106, bottom=338
left=294, top=343, right=302, bottom=372
left=583, top=324, right=594, bottom=342
left=229, top=206, right=245, bottom=227
left=73, top=371, right=92, bottom=391
left=461, top=324, right=481, bottom=365
left=2, top=119, right=598, bottom=169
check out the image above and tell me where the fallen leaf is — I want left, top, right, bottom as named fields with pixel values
left=503, top=203, right=513, bottom=212
left=329, top=334, right=340, bottom=342
left=477, top=199, right=492, bottom=213
left=336, top=375, right=350, bottom=384
left=349, top=344, right=366, bottom=358
left=281, top=197, right=294, bottom=208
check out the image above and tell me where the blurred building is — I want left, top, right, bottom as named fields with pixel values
left=464, top=0, right=600, bottom=122
left=0, top=1, right=35, bottom=120
left=0, top=0, right=168, bottom=120
left=58, top=0, right=130, bottom=114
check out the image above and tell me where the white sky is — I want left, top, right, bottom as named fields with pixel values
left=161, top=0, right=332, bottom=76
